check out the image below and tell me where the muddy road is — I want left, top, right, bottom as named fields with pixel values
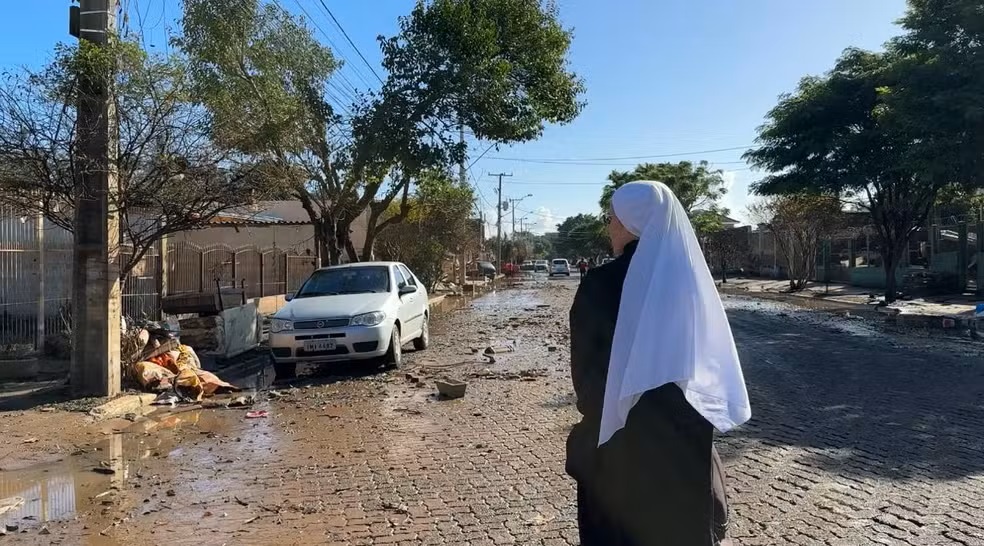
left=3, top=277, right=984, bottom=545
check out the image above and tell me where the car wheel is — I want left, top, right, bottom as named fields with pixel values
left=413, top=315, right=430, bottom=351
left=385, top=324, right=402, bottom=369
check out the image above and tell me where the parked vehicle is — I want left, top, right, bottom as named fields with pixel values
left=520, top=261, right=535, bottom=272
left=534, top=259, right=549, bottom=273
left=550, top=258, right=571, bottom=277
left=269, top=262, right=429, bottom=377
left=476, top=261, right=496, bottom=279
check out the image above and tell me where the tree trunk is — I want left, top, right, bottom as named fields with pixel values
left=720, top=258, right=728, bottom=283
left=345, top=238, right=359, bottom=262
left=884, top=253, right=898, bottom=303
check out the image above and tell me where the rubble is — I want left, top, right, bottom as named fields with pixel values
left=435, top=379, right=467, bottom=399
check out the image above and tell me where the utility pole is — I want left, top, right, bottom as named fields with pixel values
left=489, top=173, right=512, bottom=269
left=457, top=124, right=467, bottom=287
left=507, top=194, right=533, bottom=237
left=70, top=0, right=121, bottom=396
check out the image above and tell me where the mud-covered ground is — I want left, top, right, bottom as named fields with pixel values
left=3, top=276, right=984, bottom=545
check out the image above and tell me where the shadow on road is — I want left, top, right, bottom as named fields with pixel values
left=721, top=307, right=984, bottom=482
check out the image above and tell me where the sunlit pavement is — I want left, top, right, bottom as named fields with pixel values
left=3, top=283, right=984, bottom=545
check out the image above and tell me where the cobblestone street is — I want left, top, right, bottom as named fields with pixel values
left=3, top=280, right=984, bottom=545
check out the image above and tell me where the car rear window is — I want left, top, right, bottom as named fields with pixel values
left=552, top=259, right=567, bottom=265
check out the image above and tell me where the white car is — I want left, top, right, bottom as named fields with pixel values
left=549, top=258, right=571, bottom=277
left=268, top=262, right=429, bottom=377
left=534, top=260, right=549, bottom=273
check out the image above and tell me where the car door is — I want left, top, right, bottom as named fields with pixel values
left=392, top=265, right=418, bottom=342
left=399, top=264, right=427, bottom=335
left=397, top=264, right=425, bottom=338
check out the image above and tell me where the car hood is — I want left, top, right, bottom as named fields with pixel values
left=275, top=293, right=393, bottom=321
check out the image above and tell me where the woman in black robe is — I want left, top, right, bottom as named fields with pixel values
left=566, top=181, right=749, bottom=545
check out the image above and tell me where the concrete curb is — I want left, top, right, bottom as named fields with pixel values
left=428, top=295, right=446, bottom=308
left=721, top=286, right=981, bottom=333
left=88, top=393, right=158, bottom=419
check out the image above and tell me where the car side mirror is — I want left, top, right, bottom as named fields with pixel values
left=399, top=284, right=416, bottom=296
left=284, top=292, right=295, bottom=302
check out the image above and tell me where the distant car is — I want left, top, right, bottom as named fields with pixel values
left=601, top=257, right=614, bottom=265
left=534, top=260, right=549, bottom=273
left=269, top=262, right=429, bottom=378
left=549, top=258, right=571, bottom=277
left=520, top=261, right=535, bottom=272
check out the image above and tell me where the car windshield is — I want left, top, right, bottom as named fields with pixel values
left=295, top=266, right=390, bottom=297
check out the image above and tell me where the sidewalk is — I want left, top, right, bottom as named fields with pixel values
left=721, top=277, right=982, bottom=328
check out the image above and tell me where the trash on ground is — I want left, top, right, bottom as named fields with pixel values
left=245, top=410, right=269, bottom=419
left=381, top=501, right=411, bottom=514
left=151, top=392, right=180, bottom=406
left=21, top=437, right=39, bottom=444
left=0, top=496, right=25, bottom=517
left=435, top=379, right=467, bottom=399
left=227, top=394, right=256, bottom=408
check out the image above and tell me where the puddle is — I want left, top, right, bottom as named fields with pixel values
left=0, top=433, right=135, bottom=531
left=469, top=289, right=544, bottom=311
left=0, top=406, right=277, bottom=534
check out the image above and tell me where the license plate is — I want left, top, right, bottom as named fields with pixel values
left=303, top=339, right=336, bottom=352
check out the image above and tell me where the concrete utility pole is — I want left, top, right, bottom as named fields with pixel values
left=489, top=173, right=512, bottom=269
left=457, top=125, right=467, bottom=287
left=70, top=0, right=122, bottom=397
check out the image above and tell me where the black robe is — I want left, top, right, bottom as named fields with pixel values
left=566, top=241, right=729, bottom=546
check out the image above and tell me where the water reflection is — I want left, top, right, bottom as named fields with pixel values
left=0, top=434, right=125, bottom=527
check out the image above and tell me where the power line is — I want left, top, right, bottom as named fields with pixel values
left=314, top=0, right=385, bottom=84
left=488, top=145, right=754, bottom=163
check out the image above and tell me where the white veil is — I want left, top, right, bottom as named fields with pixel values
left=598, top=180, right=751, bottom=446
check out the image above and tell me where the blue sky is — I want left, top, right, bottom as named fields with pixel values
left=3, top=0, right=908, bottom=234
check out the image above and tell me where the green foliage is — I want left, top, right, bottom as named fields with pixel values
left=380, top=0, right=585, bottom=145
left=552, top=214, right=608, bottom=260
left=376, top=171, right=476, bottom=290
left=178, top=0, right=584, bottom=264
left=599, top=161, right=729, bottom=234
left=176, top=0, right=338, bottom=155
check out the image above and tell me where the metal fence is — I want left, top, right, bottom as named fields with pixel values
left=1, top=206, right=317, bottom=350
left=165, top=241, right=317, bottom=299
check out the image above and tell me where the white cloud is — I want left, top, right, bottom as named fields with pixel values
left=720, top=170, right=752, bottom=224
left=524, top=206, right=557, bottom=235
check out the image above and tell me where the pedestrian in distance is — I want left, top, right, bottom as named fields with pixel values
left=566, top=180, right=750, bottom=546
left=578, top=259, right=588, bottom=281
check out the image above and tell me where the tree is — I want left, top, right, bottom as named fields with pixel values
left=744, top=48, right=946, bottom=301
left=704, top=228, right=750, bottom=283
left=886, top=0, right=984, bottom=191
left=599, top=161, right=729, bottom=234
left=376, top=171, right=476, bottom=290
left=0, top=39, right=263, bottom=281
left=179, top=0, right=584, bottom=264
left=553, top=214, right=608, bottom=260
left=748, top=195, right=843, bottom=291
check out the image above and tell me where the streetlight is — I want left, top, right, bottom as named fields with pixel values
left=508, top=193, right=533, bottom=237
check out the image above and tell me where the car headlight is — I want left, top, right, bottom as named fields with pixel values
left=270, top=318, right=293, bottom=333
left=350, top=311, right=385, bottom=327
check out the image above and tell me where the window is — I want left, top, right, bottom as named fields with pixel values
left=399, top=265, right=417, bottom=286
left=393, top=265, right=408, bottom=288
left=294, top=266, right=390, bottom=297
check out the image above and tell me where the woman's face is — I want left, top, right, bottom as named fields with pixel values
left=607, top=208, right=636, bottom=256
